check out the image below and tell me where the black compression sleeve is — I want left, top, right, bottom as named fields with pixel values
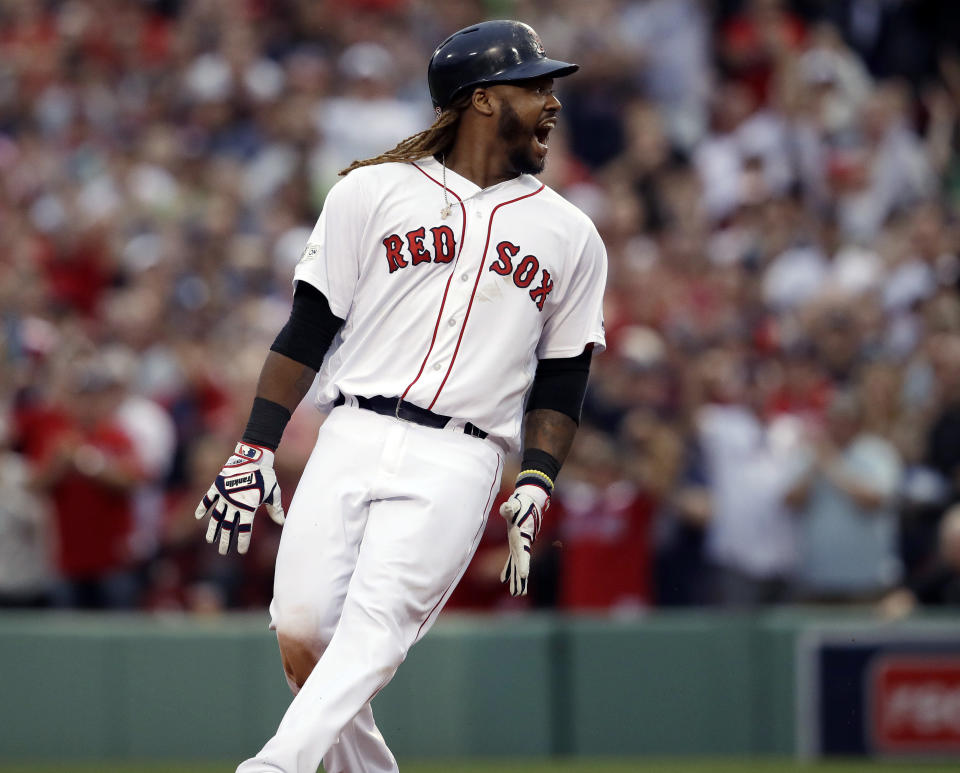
left=517, top=448, right=561, bottom=494
left=270, top=282, right=345, bottom=371
left=242, top=397, right=291, bottom=451
left=525, top=346, right=593, bottom=424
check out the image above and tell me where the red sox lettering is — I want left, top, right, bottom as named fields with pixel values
left=489, top=240, right=554, bottom=311
left=383, top=230, right=555, bottom=311
left=382, top=224, right=456, bottom=272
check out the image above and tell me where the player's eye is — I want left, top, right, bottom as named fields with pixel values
left=530, top=81, right=553, bottom=97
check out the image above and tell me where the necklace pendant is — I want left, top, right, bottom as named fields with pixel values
left=440, top=204, right=452, bottom=219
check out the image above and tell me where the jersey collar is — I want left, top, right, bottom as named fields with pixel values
left=415, top=156, right=541, bottom=202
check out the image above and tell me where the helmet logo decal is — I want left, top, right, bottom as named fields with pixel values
left=532, top=33, right=545, bottom=56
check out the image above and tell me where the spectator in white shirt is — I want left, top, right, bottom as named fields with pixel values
left=695, top=349, right=805, bottom=605
left=0, top=413, right=53, bottom=607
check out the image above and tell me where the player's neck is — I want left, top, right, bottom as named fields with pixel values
left=444, top=135, right=517, bottom=190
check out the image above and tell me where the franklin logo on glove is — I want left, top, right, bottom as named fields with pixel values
left=225, top=473, right=255, bottom=488
left=195, top=442, right=284, bottom=555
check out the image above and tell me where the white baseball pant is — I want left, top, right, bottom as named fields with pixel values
left=237, top=404, right=503, bottom=773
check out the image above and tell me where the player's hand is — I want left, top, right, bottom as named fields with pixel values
left=499, top=484, right=548, bottom=597
left=195, top=442, right=285, bottom=555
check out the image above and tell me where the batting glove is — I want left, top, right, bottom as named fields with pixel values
left=195, top=443, right=285, bottom=555
left=499, top=484, right=548, bottom=597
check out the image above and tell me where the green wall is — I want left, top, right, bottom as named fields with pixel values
left=0, top=610, right=952, bottom=762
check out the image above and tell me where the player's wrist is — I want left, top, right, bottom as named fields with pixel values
left=241, top=397, right=291, bottom=452
left=516, top=447, right=561, bottom=497
left=515, top=471, right=553, bottom=498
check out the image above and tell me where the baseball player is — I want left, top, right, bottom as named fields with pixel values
left=195, top=20, right=606, bottom=773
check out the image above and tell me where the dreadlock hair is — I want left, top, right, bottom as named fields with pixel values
left=339, top=94, right=472, bottom=176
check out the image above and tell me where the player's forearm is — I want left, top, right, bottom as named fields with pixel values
left=518, top=348, right=593, bottom=488
left=259, top=280, right=343, bottom=413
left=255, top=351, right=318, bottom=414
left=239, top=352, right=316, bottom=451
left=241, top=283, right=344, bottom=450
left=523, top=408, right=577, bottom=465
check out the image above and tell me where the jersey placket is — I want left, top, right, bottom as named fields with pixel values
left=404, top=192, right=488, bottom=408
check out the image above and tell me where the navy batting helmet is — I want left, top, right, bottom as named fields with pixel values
left=428, top=20, right=579, bottom=111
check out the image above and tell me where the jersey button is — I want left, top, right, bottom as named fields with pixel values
left=460, top=273, right=469, bottom=282
left=433, top=363, right=442, bottom=371
left=447, top=318, right=457, bottom=327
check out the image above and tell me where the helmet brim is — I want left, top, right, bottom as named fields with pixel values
left=442, top=58, right=579, bottom=107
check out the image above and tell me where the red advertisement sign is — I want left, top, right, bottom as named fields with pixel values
left=869, top=655, right=960, bottom=753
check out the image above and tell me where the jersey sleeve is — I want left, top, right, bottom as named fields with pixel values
left=292, top=172, right=368, bottom=319
left=536, top=222, right=607, bottom=359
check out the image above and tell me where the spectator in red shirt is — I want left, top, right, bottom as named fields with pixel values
left=554, top=428, right=655, bottom=613
left=720, top=0, right=807, bottom=106
left=26, top=359, right=146, bottom=609
left=765, top=340, right=833, bottom=422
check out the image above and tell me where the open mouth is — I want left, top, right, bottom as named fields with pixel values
left=534, top=119, right=556, bottom=150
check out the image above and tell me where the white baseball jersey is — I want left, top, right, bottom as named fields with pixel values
left=293, top=155, right=607, bottom=450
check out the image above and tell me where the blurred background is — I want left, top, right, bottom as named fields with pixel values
left=4, top=0, right=960, bottom=767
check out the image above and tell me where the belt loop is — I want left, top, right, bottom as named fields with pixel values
left=444, top=416, right=488, bottom=441
left=335, top=394, right=358, bottom=409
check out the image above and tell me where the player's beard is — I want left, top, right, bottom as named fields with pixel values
left=498, top=101, right=545, bottom=176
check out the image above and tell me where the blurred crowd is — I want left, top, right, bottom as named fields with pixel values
left=3, top=0, right=960, bottom=617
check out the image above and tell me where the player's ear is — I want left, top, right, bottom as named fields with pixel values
left=471, top=87, right=495, bottom=117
